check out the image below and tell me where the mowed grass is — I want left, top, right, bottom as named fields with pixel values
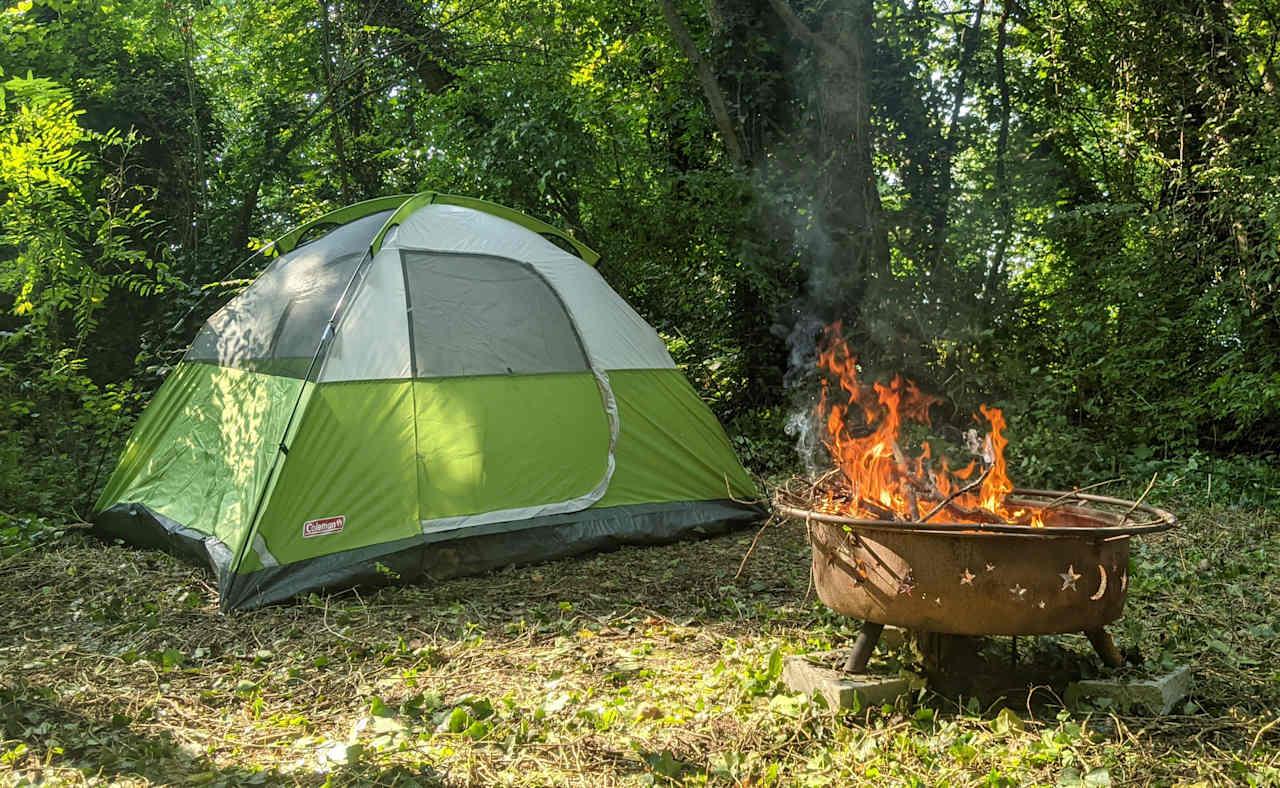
left=1, top=501, right=1278, bottom=787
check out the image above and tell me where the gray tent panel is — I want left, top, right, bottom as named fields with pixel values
left=187, top=210, right=391, bottom=377
left=402, top=250, right=589, bottom=377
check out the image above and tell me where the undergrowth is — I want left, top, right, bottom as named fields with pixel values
left=1, top=499, right=1278, bottom=786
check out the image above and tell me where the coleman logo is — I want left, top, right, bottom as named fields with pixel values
left=303, top=516, right=346, bottom=538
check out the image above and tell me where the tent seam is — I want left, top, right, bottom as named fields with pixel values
left=398, top=251, right=427, bottom=544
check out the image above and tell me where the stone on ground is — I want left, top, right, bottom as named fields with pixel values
left=1066, top=665, right=1193, bottom=715
left=782, top=649, right=911, bottom=710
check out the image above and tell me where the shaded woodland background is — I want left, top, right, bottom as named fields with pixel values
left=3, top=0, right=1280, bottom=523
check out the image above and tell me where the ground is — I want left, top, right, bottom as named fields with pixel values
left=1, top=503, right=1278, bottom=787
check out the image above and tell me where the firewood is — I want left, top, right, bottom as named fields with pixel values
left=943, top=501, right=1005, bottom=524
left=905, top=475, right=940, bottom=498
left=919, top=465, right=992, bottom=524
left=857, top=497, right=898, bottom=521
left=919, top=455, right=946, bottom=500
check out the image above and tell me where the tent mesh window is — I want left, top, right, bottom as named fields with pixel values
left=187, top=211, right=392, bottom=378
left=400, top=250, right=589, bottom=377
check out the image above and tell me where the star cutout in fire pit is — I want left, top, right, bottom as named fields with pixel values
left=1060, top=565, right=1082, bottom=591
left=960, top=568, right=975, bottom=585
left=1010, top=584, right=1028, bottom=599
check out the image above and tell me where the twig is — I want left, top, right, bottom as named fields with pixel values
left=319, top=597, right=354, bottom=643
left=919, top=455, right=946, bottom=500
left=811, top=467, right=843, bottom=489
left=1024, top=683, right=1066, bottom=721
left=0, top=546, right=39, bottom=571
left=857, top=497, right=897, bottom=522
left=724, top=473, right=766, bottom=506
left=803, top=514, right=815, bottom=602
left=735, top=518, right=773, bottom=579
left=1120, top=473, right=1158, bottom=522
left=919, top=466, right=992, bottom=523
left=1039, top=478, right=1124, bottom=510
left=1250, top=715, right=1280, bottom=753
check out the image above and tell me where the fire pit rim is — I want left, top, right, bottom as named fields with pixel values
left=777, top=487, right=1176, bottom=538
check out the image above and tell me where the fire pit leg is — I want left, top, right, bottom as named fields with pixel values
left=844, top=622, right=884, bottom=673
left=1085, top=628, right=1125, bottom=668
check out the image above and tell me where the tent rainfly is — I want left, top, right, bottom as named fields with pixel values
left=93, top=193, right=760, bottom=610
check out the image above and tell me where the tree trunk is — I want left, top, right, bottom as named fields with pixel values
left=766, top=0, right=889, bottom=314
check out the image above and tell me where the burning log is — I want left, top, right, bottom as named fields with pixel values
left=857, top=497, right=897, bottom=522
left=919, top=466, right=992, bottom=524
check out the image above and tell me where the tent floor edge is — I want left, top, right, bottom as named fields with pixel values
left=94, top=502, right=233, bottom=582
left=231, top=499, right=760, bottom=610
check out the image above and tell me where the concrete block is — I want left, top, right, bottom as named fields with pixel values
left=783, top=650, right=911, bottom=710
left=1067, top=665, right=1193, bottom=715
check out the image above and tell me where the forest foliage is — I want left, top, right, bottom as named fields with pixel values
left=2, top=0, right=1280, bottom=522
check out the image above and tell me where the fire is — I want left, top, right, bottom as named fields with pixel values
left=814, top=322, right=1045, bottom=526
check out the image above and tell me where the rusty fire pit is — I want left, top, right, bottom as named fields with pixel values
left=779, top=489, right=1176, bottom=672
left=782, top=322, right=1181, bottom=676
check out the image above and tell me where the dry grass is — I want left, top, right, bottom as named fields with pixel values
left=1, top=501, right=1278, bottom=786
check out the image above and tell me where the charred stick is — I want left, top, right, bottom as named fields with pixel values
left=937, top=500, right=1006, bottom=524
left=964, top=507, right=1007, bottom=525
left=903, top=487, right=921, bottom=522
left=889, top=438, right=911, bottom=472
left=905, top=475, right=942, bottom=498
left=919, top=465, right=992, bottom=524
left=913, top=497, right=1007, bottom=524
left=857, top=497, right=898, bottom=521
left=845, top=421, right=877, bottom=439
left=919, top=456, right=947, bottom=500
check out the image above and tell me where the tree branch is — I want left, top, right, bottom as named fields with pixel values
left=655, top=0, right=745, bottom=166
left=764, top=0, right=816, bottom=45
left=986, top=0, right=1013, bottom=299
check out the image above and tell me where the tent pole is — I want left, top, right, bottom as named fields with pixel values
left=223, top=204, right=407, bottom=606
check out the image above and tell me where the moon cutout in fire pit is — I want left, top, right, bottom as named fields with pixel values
left=1090, top=565, right=1108, bottom=600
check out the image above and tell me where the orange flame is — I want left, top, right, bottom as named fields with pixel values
left=815, top=322, right=1044, bottom=526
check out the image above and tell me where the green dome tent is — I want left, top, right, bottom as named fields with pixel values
left=93, top=193, right=759, bottom=611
